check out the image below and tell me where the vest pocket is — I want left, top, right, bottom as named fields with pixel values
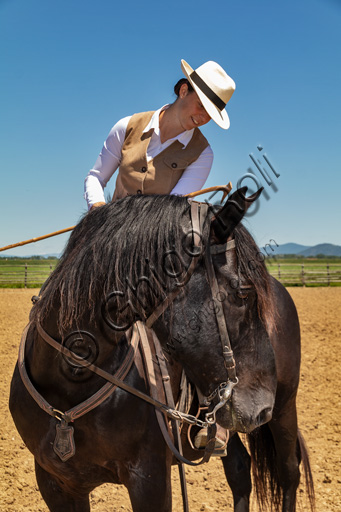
left=163, top=156, right=189, bottom=171
left=159, top=156, right=187, bottom=192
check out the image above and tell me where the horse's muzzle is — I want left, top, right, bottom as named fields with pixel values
left=216, top=400, right=274, bottom=433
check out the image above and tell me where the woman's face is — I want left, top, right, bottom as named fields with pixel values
left=178, top=83, right=211, bottom=131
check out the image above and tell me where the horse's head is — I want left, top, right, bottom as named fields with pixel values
left=156, top=188, right=277, bottom=434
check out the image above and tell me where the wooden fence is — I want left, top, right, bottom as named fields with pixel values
left=0, top=261, right=340, bottom=288
left=0, top=262, right=57, bottom=287
left=266, top=262, right=341, bottom=286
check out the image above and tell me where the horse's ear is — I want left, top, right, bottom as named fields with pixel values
left=211, top=187, right=263, bottom=242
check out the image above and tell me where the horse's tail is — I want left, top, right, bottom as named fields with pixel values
left=247, top=425, right=315, bottom=512
left=247, top=423, right=281, bottom=511
left=297, top=428, right=315, bottom=511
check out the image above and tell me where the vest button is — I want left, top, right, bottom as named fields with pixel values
left=137, top=189, right=142, bottom=194
left=141, top=166, right=147, bottom=173
left=171, top=162, right=178, bottom=168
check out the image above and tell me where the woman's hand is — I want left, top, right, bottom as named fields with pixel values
left=90, top=202, right=106, bottom=211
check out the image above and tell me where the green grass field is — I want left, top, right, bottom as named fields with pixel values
left=0, top=258, right=59, bottom=288
left=0, top=257, right=340, bottom=288
left=265, top=257, right=341, bottom=286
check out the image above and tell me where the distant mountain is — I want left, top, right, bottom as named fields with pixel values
left=271, top=243, right=310, bottom=255
left=299, top=244, right=341, bottom=257
left=0, top=253, right=61, bottom=259
left=270, top=243, right=341, bottom=257
left=1, top=245, right=341, bottom=259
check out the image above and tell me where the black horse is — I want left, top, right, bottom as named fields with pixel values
left=9, top=190, right=314, bottom=511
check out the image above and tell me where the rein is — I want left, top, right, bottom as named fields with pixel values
left=33, top=320, right=209, bottom=429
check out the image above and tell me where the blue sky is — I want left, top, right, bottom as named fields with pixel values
left=1, top=0, right=340, bottom=256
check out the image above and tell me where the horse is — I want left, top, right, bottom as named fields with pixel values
left=9, top=188, right=314, bottom=512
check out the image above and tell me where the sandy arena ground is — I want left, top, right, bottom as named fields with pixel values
left=0, top=288, right=340, bottom=511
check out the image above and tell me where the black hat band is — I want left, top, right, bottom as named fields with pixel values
left=190, top=71, right=226, bottom=111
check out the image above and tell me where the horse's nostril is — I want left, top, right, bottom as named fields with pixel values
left=256, top=407, right=273, bottom=427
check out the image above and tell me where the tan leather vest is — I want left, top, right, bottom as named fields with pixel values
left=113, top=110, right=209, bottom=201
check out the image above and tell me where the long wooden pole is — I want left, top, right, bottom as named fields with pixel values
left=0, top=226, right=76, bottom=253
left=0, top=183, right=232, bottom=253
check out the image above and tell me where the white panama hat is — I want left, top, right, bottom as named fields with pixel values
left=181, top=59, right=236, bottom=130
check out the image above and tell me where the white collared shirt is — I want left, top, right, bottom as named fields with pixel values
left=84, top=105, right=213, bottom=209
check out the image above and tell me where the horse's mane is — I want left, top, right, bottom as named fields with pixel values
left=33, top=195, right=193, bottom=331
left=32, top=195, right=275, bottom=334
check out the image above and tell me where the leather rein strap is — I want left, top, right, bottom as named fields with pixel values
left=18, top=323, right=140, bottom=423
left=137, top=321, right=217, bottom=465
left=33, top=320, right=200, bottom=424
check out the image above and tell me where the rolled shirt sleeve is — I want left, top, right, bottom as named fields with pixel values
left=84, top=116, right=130, bottom=209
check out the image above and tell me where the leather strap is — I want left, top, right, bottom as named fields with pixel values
left=155, top=410, right=217, bottom=467
left=137, top=322, right=216, bottom=467
left=18, top=323, right=56, bottom=418
left=204, top=244, right=237, bottom=381
left=19, top=322, right=139, bottom=423
left=151, top=330, right=189, bottom=512
left=36, top=321, right=178, bottom=417
left=153, top=329, right=216, bottom=463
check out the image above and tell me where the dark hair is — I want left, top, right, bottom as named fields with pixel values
left=174, top=78, right=194, bottom=97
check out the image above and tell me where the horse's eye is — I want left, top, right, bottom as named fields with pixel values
left=237, top=289, right=249, bottom=299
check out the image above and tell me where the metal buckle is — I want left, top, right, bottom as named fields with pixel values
left=52, top=408, right=65, bottom=422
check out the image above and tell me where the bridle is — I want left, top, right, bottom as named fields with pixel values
left=18, top=201, right=239, bottom=457
left=202, top=236, right=239, bottom=424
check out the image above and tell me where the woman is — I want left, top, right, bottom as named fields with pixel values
left=84, top=59, right=236, bottom=210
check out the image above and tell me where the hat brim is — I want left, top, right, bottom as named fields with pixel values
left=181, top=59, right=230, bottom=130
